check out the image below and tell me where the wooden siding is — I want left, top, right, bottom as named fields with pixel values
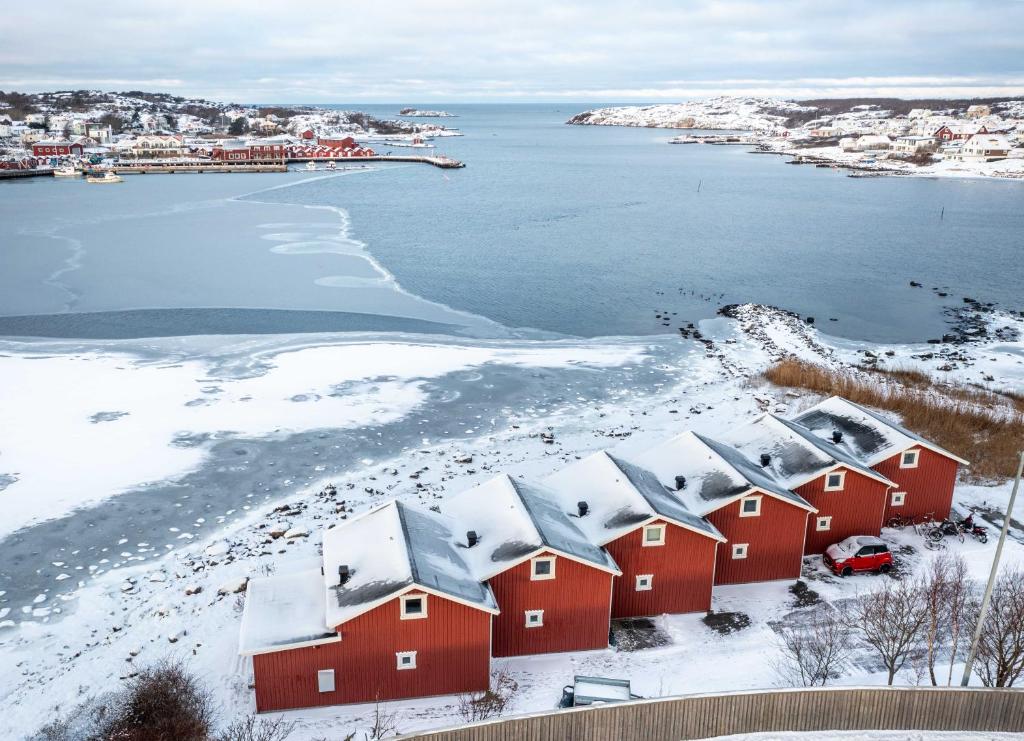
left=796, top=467, right=889, bottom=554
left=604, top=521, right=717, bottom=617
left=403, top=686, right=1024, bottom=741
left=252, top=591, right=491, bottom=711
left=874, top=447, right=960, bottom=521
left=706, top=495, right=809, bottom=585
left=488, top=550, right=613, bottom=657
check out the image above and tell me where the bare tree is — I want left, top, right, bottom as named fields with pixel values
left=456, top=668, right=520, bottom=722
left=217, top=714, right=296, bottom=741
left=844, top=578, right=929, bottom=685
left=971, top=567, right=1024, bottom=687
left=943, top=554, right=972, bottom=686
left=365, top=699, right=399, bottom=740
left=773, top=608, right=852, bottom=687
left=921, top=552, right=971, bottom=685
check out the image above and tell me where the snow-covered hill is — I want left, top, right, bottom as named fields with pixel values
left=567, top=97, right=813, bottom=132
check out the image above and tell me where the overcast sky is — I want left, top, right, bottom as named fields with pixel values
left=2, top=1, right=1023, bottom=103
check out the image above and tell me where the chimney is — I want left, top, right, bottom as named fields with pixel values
left=338, top=565, right=350, bottom=585
left=674, top=475, right=687, bottom=491
left=760, top=453, right=771, bottom=468
left=577, top=501, right=589, bottom=517
left=832, top=430, right=843, bottom=444
left=467, top=530, right=479, bottom=548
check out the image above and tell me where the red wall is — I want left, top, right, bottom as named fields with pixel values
left=795, top=467, right=889, bottom=554
left=873, top=447, right=960, bottom=521
left=604, top=521, right=717, bottom=618
left=706, top=495, right=810, bottom=585
left=488, top=550, right=613, bottom=657
left=252, top=591, right=491, bottom=712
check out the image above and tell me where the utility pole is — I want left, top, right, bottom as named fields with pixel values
left=960, top=451, right=1024, bottom=686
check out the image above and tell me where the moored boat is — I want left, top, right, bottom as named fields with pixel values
left=54, top=166, right=80, bottom=177
left=85, top=171, right=123, bottom=184
left=304, top=161, right=318, bottom=171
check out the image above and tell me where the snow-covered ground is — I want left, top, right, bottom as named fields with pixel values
left=0, top=306, right=1022, bottom=739
left=567, top=96, right=808, bottom=131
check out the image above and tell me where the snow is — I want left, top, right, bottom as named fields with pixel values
left=794, top=396, right=968, bottom=467
left=239, top=568, right=334, bottom=655
left=0, top=340, right=641, bottom=539
left=713, top=732, right=1022, bottom=741
left=1, top=305, right=1022, bottom=739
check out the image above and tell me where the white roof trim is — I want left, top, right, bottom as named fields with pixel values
left=698, top=486, right=818, bottom=516
left=326, top=580, right=500, bottom=630
left=474, top=544, right=622, bottom=582
left=240, top=634, right=341, bottom=657
left=593, top=513, right=727, bottom=546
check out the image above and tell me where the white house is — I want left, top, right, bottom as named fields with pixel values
left=893, top=136, right=937, bottom=154
left=955, top=134, right=1012, bottom=161
left=907, top=108, right=933, bottom=119
left=965, top=104, right=991, bottom=119
left=854, top=135, right=891, bottom=152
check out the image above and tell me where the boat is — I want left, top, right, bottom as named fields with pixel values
left=85, top=171, right=123, bottom=184
left=305, top=161, right=318, bottom=171
left=53, top=166, right=80, bottom=177
left=325, top=161, right=336, bottom=171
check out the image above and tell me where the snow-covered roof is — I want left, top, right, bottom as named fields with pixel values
left=543, top=451, right=723, bottom=545
left=720, top=414, right=895, bottom=490
left=633, top=430, right=814, bottom=515
left=791, top=396, right=969, bottom=467
left=444, top=474, right=620, bottom=581
left=321, top=500, right=497, bottom=628
left=239, top=567, right=337, bottom=656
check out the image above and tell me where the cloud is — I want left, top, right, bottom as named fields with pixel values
left=0, top=0, right=1021, bottom=101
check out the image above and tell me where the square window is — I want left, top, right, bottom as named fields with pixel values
left=824, top=471, right=845, bottom=491
left=901, top=450, right=920, bottom=469
left=816, top=516, right=832, bottom=532
left=643, top=524, right=666, bottom=546
left=531, top=556, right=556, bottom=580
left=396, top=651, right=417, bottom=670
left=732, top=543, right=749, bottom=560
left=525, top=609, right=544, bottom=628
left=400, top=594, right=427, bottom=620
left=317, top=669, right=335, bottom=693
left=739, top=496, right=761, bottom=517
left=891, top=491, right=906, bottom=507
left=635, top=574, right=653, bottom=591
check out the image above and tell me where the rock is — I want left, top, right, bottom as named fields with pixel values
left=805, top=316, right=815, bottom=324
left=268, top=526, right=288, bottom=540
left=184, top=585, right=203, bottom=596
left=453, top=454, right=473, bottom=464
left=218, top=578, right=249, bottom=596
left=909, top=281, right=922, bottom=287
left=283, top=527, right=309, bottom=539
left=148, top=572, right=167, bottom=583
left=205, top=541, right=230, bottom=557
left=540, top=431, right=555, bottom=444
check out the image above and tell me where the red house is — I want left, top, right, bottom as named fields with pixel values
left=720, top=414, right=895, bottom=555
left=32, top=139, right=84, bottom=157
left=318, top=136, right=358, bottom=150
left=637, top=431, right=816, bottom=585
left=793, top=397, right=969, bottom=523
left=240, top=501, right=497, bottom=711
left=212, top=141, right=287, bottom=162
left=934, top=124, right=988, bottom=141
left=445, top=475, right=620, bottom=658
left=544, top=452, right=724, bottom=618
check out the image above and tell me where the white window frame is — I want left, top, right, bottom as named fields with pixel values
left=399, top=593, right=428, bottom=620
left=816, top=516, right=832, bottom=532
left=396, top=651, right=417, bottom=670
left=642, top=523, right=666, bottom=547
left=739, top=495, right=762, bottom=517
left=524, top=609, right=544, bottom=628
left=900, top=449, right=920, bottom=469
left=891, top=491, right=907, bottom=507
left=317, top=669, right=335, bottom=693
left=530, top=555, right=556, bottom=581
left=824, top=470, right=846, bottom=492
left=732, top=543, right=749, bottom=560
left=635, top=574, right=653, bottom=592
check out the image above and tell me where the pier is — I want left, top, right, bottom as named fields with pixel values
left=113, top=162, right=288, bottom=174
left=0, top=168, right=54, bottom=180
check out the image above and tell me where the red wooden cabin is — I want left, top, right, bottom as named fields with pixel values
left=545, top=452, right=724, bottom=618
left=793, top=397, right=968, bottom=522
left=637, top=431, right=816, bottom=585
left=240, top=501, right=497, bottom=711
left=32, top=139, right=83, bottom=157
left=445, top=475, right=620, bottom=657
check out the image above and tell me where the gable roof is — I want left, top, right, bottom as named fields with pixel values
left=444, top=474, right=620, bottom=581
left=321, top=500, right=497, bottom=628
left=792, top=396, right=969, bottom=467
left=633, top=430, right=814, bottom=515
left=718, top=413, right=895, bottom=490
left=543, top=451, right=724, bottom=545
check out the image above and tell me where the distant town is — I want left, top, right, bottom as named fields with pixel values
left=570, top=96, right=1024, bottom=179
left=0, top=90, right=464, bottom=178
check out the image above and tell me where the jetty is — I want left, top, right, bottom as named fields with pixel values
left=286, top=154, right=465, bottom=169
left=0, top=168, right=54, bottom=180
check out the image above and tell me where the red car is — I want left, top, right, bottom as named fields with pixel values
left=823, top=536, right=892, bottom=576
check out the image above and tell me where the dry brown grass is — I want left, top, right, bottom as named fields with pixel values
left=762, top=359, right=1024, bottom=482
